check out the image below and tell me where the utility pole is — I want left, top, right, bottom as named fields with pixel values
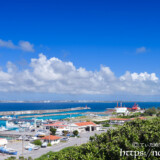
left=49, top=126, right=51, bottom=143
left=21, top=129, right=24, bottom=157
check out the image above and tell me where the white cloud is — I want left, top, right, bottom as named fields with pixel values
left=0, top=53, right=159, bottom=95
left=18, top=41, right=34, bottom=52
left=136, top=46, right=146, bottom=53
left=0, top=39, right=15, bottom=49
left=0, top=39, right=34, bottom=52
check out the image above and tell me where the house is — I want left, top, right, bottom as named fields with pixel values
left=43, top=121, right=70, bottom=135
left=0, top=138, right=8, bottom=146
left=109, top=118, right=129, bottom=125
left=70, top=121, right=100, bottom=132
left=115, top=107, right=129, bottom=116
left=109, top=117, right=146, bottom=125
left=41, top=135, right=61, bottom=145
left=43, top=121, right=68, bottom=129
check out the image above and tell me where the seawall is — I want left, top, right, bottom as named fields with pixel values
left=0, top=107, right=90, bottom=116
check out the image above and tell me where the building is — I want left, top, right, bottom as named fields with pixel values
left=0, top=138, right=8, bottom=147
left=43, top=121, right=68, bottom=129
left=115, top=107, right=129, bottom=116
left=109, top=117, right=146, bottom=125
left=41, top=135, right=61, bottom=145
left=109, top=118, right=129, bottom=125
left=70, top=121, right=100, bottom=132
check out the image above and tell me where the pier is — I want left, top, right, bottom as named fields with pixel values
left=0, top=107, right=90, bottom=116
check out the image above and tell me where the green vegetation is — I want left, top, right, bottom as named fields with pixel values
left=117, top=112, right=142, bottom=118
left=117, top=107, right=160, bottom=119
left=73, top=130, right=79, bottom=136
left=50, top=127, right=57, bottom=135
left=62, top=130, right=69, bottom=136
left=5, top=157, right=16, bottom=160
left=144, top=107, right=157, bottom=116
left=33, top=117, right=160, bottom=160
left=5, top=156, right=33, bottom=160
left=94, top=120, right=110, bottom=127
left=33, top=139, right=42, bottom=146
left=47, top=143, right=52, bottom=146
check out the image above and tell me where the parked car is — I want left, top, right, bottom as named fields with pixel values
left=41, top=142, right=48, bottom=148
left=31, top=129, right=35, bottom=132
left=60, top=137, right=69, bottom=142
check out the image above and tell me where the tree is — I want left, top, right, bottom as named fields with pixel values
left=50, top=127, right=56, bottom=135
left=156, top=111, right=160, bottom=117
left=73, top=130, right=79, bottom=136
left=62, top=130, right=69, bottom=136
left=145, top=107, right=157, bottom=116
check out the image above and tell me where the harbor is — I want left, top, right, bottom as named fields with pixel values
left=0, top=102, right=154, bottom=159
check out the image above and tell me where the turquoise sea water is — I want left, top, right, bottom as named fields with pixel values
left=0, top=102, right=159, bottom=127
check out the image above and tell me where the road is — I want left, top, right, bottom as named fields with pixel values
left=0, top=128, right=111, bottom=160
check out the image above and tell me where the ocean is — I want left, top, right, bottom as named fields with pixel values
left=0, top=102, right=159, bottom=112
left=0, top=102, right=159, bottom=127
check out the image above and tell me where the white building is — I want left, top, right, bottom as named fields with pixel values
left=115, top=107, right=129, bottom=115
left=70, top=121, right=100, bottom=132
left=41, top=135, right=61, bottom=145
left=0, top=138, right=8, bottom=146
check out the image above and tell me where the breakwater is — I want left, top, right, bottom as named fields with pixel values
left=18, top=112, right=82, bottom=118
left=0, top=107, right=90, bottom=116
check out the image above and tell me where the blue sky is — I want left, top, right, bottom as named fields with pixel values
left=0, top=0, right=160, bottom=101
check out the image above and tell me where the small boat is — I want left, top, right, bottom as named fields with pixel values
left=7, top=148, right=18, bottom=155
left=36, top=132, right=46, bottom=137
left=30, top=136, right=38, bottom=141
left=1, top=116, right=12, bottom=120
left=0, top=147, right=17, bottom=155
left=17, top=135, right=29, bottom=141
left=25, top=143, right=40, bottom=150
left=0, top=126, right=8, bottom=131
left=6, top=121, right=19, bottom=129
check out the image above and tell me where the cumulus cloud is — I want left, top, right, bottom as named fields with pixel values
left=0, top=53, right=159, bottom=95
left=0, top=39, right=34, bottom=52
left=136, top=46, right=146, bottom=53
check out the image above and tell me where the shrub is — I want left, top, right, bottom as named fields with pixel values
left=144, top=107, right=157, bottom=116
left=73, top=130, right=79, bottom=136
left=62, top=130, right=69, bottom=136
left=47, top=143, right=52, bottom=146
left=50, top=127, right=56, bottom=135
left=35, top=117, right=160, bottom=160
left=33, top=139, right=42, bottom=146
left=102, top=123, right=110, bottom=127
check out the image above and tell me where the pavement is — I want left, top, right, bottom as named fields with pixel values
left=0, top=128, right=111, bottom=160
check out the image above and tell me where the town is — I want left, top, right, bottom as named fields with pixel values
left=0, top=102, right=158, bottom=159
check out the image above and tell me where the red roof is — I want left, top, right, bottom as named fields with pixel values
left=75, top=121, right=96, bottom=126
left=138, top=117, right=146, bottom=120
left=130, top=117, right=146, bottom=120
left=44, top=121, right=67, bottom=127
left=110, top=117, right=146, bottom=121
left=44, top=124, right=67, bottom=127
left=41, top=135, right=61, bottom=140
left=109, top=118, right=129, bottom=121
